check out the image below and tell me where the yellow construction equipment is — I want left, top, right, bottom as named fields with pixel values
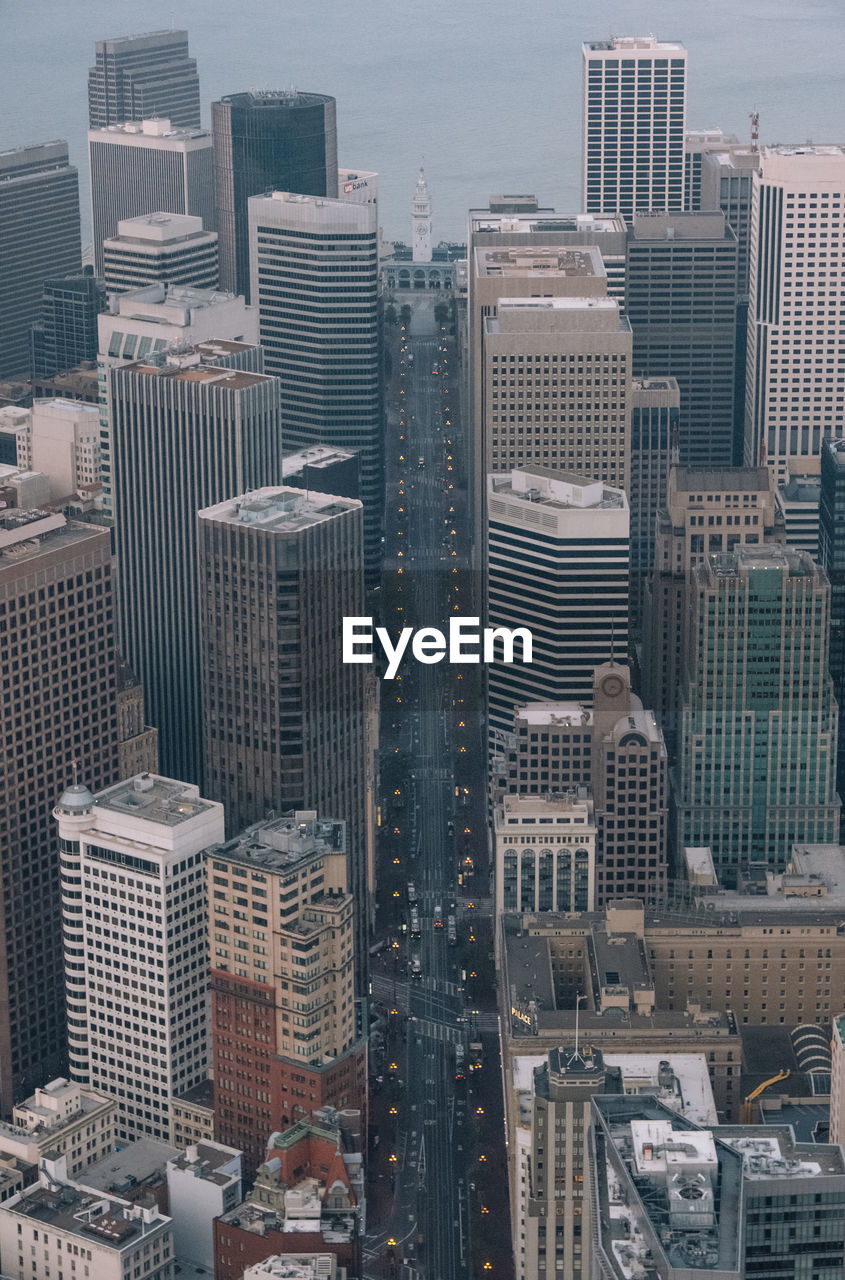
left=741, top=1068, right=790, bottom=1124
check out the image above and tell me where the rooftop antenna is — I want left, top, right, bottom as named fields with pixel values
left=750, top=109, right=760, bottom=153
left=71, top=760, right=78, bottom=787
left=610, top=617, right=615, bottom=665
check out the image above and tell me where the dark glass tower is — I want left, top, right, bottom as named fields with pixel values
left=0, top=142, right=81, bottom=379
left=212, top=91, right=338, bottom=298
left=30, top=269, right=107, bottom=378
left=88, top=30, right=201, bottom=129
left=820, top=436, right=845, bottom=808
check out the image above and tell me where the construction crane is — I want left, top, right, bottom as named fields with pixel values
left=741, top=1068, right=790, bottom=1124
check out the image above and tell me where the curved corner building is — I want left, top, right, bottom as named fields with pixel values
left=212, top=90, right=338, bottom=298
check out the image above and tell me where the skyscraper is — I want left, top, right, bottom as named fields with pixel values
left=487, top=468, right=629, bottom=735
left=582, top=36, right=687, bottom=224
left=198, top=486, right=370, bottom=973
left=89, top=119, right=215, bottom=276
left=55, top=773, right=224, bottom=1143
left=626, top=212, right=739, bottom=468
left=0, top=510, right=122, bottom=1111
left=88, top=30, right=201, bottom=129
left=628, top=376, right=680, bottom=629
left=643, top=465, right=783, bottom=744
left=819, top=438, right=845, bottom=800
left=482, top=290, right=632, bottom=492
left=0, top=142, right=81, bottom=379
left=745, top=145, right=845, bottom=481
left=109, top=346, right=284, bottom=785
left=103, top=213, right=219, bottom=293
left=30, top=270, right=107, bottom=379
left=249, top=191, right=382, bottom=573
left=677, top=545, right=840, bottom=884
left=97, top=288, right=259, bottom=523
left=212, top=91, right=338, bottom=298
left=209, top=810, right=366, bottom=1175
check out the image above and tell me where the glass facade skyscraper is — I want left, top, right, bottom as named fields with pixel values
left=677, top=544, right=840, bottom=884
left=212, top=91, right=338, bottom=299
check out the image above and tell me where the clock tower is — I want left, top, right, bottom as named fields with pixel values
left=412, top=167, right=432, bottom=263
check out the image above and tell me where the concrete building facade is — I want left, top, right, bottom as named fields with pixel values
left=199, top=487, right=370, bottom=975
left=88, top=29, right=200, bottom=130
left=209, top=812, right=366, bottom=1176
left=103, top=213, right=218, bottom=293
left=0, top=512, right=122, bottom=1110
left=109, top=347, right=282, bottom=784
left=745, top=145, right=845, bottom=481
left=55, top=774, right=224, bottom=1143
left=88, top=119, right=214, bottom=276
left=582, top=36, right=687, bottom=224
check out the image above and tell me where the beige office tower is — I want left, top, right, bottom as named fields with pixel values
left=470, top=240, right=628, bottom=556
left=483, top=294, right=632, bottom=489
left=198, top=487, right=371, bottom=984
left=643, top=465, right=782, bottom=744
left=745, top=145, right=845, bottom=483
left=513, top=1047, right=605, bottom=1280
left=0, top=511, right=122, bottom=1112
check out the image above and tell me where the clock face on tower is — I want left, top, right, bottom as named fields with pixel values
left=600, top=674, right=624, bottom=699
left=415, top=222, right=426, bottom=237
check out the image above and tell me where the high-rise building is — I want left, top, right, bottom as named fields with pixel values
left=89, top=119, right=214, bottom=275
left=591, top=1095, right=845, bottom=1280
left=643, top=465, right=782, bottom=743
left=582, top=36, right=687, bottom=224
left=88, top=29, right=201, bottom=129
left=628, top=376, right=680, bottom=629
left=677, top=545, right=840, bottom=884
left=515, top=1048, right=607, bottom=1280
left=819, top=438, right=845, bottom=800
left=55, top=773, right=224, bottom=1142
left=209, top=810, right=366, bottom=1175
left=482, top=290, right=632, bottom=492
left=198, top=486, right=370, bottom=972
left=626, top=212, right=739, bottom=468
left=494, top=793, right=596, bottom=919
left=103, top=213, right=218, bottom=293
left=467, top=206, right=628, bottom=561
left=696, top=141, right=760, bottom=293
left=0, top=142, right=81, bottom=379
left=248, top=191, right=382, bottom=573
left=212, top=91, right=338, bottom=298
left=776, top=471, right=821, bottom=552
left=0, top=510, right=122, bottom=1111
left=745, top=145, right=845, bottom=482
left=832, top=1014, right=845, bottom=1147
left=494, top=661, right=668, bottom=907
left=109, top=346, right=283, bottom=784
left=486, top=468, right=629, bottom=734
left=684, top=128, right=738, bottom=211
left=97, top=287, right=259, bottom=522
left=31, top=270, right=107, bottom=379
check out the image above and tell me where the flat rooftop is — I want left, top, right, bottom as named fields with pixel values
left=718, top=1126, right=845, bottom=1177
left=83, top=1139, right=178, bottom=1193
left=124, top=360, right=269, bottom=391
left=282, top=445, right=356, bottom=474
left=498, top=792, right=594, bottom=823
left=470, top=210, right=626, bottom=236
left=585, top=36, right=686, bottom=53
left=109, top=212, right=214, bottom=244
left=168, top=1141, right=240, bottom=1186
left=199, top=486, right=361, bottom=532
left=94, top=775, right=215, bottom=828
left=89, top=120, right=210, bottom=143
left=213, top=810, right=346, bottom=874
left=475, top=245, right=604, bottom=278
left=173, top=1077, right=214, bottom=1110
left=0, top=511, right=105, bottom=569
left=514, top=701, right=594, bottom=727
left=488, top=467, right=626, bottom=511
left=674, top=466, right=770, bottom=493
left=10, top=1180, right=166, bottom=1248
